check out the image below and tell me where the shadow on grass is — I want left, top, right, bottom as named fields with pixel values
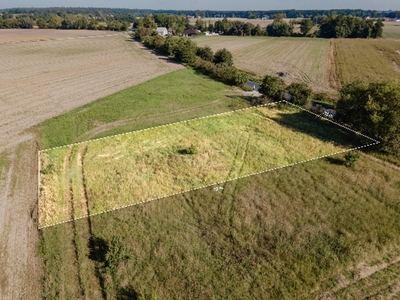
left=117, top=286, right=139, bottom=300
left=266, top=108, right=370, bottom=149
left=89, top=236, right=108, bottom=262
left=325, top=156, right=345, bottom=166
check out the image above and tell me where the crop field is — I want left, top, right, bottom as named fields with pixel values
left=0, top=29, right=117, bottom=44
left=0, top=31, right=183, bottom=150
left=334, top=39, right=400, bottom=85
left=39, top=103, right=371, bottom=228
left=195, top=36, right=333, bottom=93
left=382, top=22, right=400, bottom=39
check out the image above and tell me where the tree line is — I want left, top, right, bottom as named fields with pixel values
left=1, top=7, right=399, bottom=19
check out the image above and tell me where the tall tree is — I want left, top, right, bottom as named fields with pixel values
left=300, top=19, right=314, bottom=36
left=336, top=80, right=400, bottom=153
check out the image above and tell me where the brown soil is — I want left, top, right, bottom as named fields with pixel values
left=0, top=30, right=183, bottom=299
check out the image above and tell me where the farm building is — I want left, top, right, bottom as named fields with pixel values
left=157, top=27, right=168, bottom=36
left=182, top=29, right=200, bottom=37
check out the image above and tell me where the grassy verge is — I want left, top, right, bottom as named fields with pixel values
left=37, top=68, right=248, bottom=150
left=39, top=103, right=370, bottom=228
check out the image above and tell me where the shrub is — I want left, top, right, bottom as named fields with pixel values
left=344, top=151, right=360, bottom=168
left=259, top=75, right=285, bottom=101
left=286, top=82, right=312, bottom=107
left=196, top=46, right=214, bottom=62
left=214, top=48, right=234, bottom=66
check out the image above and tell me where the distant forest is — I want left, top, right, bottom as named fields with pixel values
left=1, top=7, right=400, bottom=19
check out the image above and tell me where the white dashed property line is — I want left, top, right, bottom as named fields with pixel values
left=38, top=140, right=380, bottom=230
left=40, top=101, right=285, bottom=153
left=38, top=100, right=381, bottom=229
left=282, top=100, right=380, bottom=143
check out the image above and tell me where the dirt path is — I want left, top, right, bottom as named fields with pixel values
left=0, top=142, right=42, bottom=299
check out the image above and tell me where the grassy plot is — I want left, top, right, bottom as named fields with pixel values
left=39, top=103, right=371, bottom=228
left=195, top=36, right=332, bottom=92
left=37, top=68, right=247, bottom=150
left=334, top=39, right=400, bottom=85
left=39, top=153, right=400, bottom=299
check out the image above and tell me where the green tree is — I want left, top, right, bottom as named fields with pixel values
left=337, top=80, right=400, bottom=153
left=213, top=48, right=234, bottom=66
left=259, top=75, right=286, bottom=101
left=286, top=82, right=312, bottom=107
left=251, top=24, right=263, bottom=36
left=300, top=19, right=314, bottom=36
left=104, top=235, right=127, bottom=274
left=196, top=46, right=214, bottom=62
left=173, top=38, right=198, bottom=65
left=266, top=18, right=291, bottom=36
left=36, top=17, right=47, bottom=28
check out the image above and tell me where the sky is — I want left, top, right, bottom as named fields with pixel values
left=1, top=0, right=400, bottom=11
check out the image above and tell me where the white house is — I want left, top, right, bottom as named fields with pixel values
left=156, top=27, right=168, bottom=36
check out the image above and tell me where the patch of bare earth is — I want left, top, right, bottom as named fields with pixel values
left=0, top=30, right=183, bottom=299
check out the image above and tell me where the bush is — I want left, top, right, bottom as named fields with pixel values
left=344, top=151, right=360, bottom=168
left=214, top=48, right=234, bottom=66
left=104, top=235, right=127, bottom=274
left=286, top=82, right=312, bottom=107
left=259, top=75, right=285, bottom=101
left=196, top=46, right=214, bottom=62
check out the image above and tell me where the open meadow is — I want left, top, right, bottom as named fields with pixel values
left=334, top=39, right=400, bottom=86
left=39, top=103, right=371, bottom=228
left=195, top=36, right=334, bottom=93
left=36, top=66, right=400, bottom=299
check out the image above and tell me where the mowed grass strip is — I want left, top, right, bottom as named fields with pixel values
left=38, top=68, right=247, bottom=150
left=39, top=104, right=370, bottom=228
left=195, top=36, right=331, bottom=92
left=334, top=39, right=400, bottom=85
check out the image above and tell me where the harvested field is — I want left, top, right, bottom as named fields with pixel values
left=0, top=29, right=115, bottom=44
left=0, top=32, right=183, bottom=151
left=382, top=22, right=400, bottom=39
left=39, top=103, right=371, bottom=228
left=334, top=39, right=400, bottom=85
left=195, top=36, right=333, bottom=93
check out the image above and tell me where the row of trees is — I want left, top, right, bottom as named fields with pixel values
left=140, top=35, right=248, bottom=86
left=1, top=7, right=398, bottom=19
left=0, top=12, right=130, bottom=30
left=266, top=14, right=383, bottom=38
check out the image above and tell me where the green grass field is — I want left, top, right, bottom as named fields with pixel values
left=39, top=103, right=371, bottom=228
left=37, top=68, right=248, bottom=150
left=39, top=153, right=400, bottom=299
left=194, top=36, right=332, bottom=93
left=37, top=56, right=400, bottom=300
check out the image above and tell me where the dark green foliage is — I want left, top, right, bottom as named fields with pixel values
left=196, top=46, right=214, bottom=62
left=178, top=144, right=199, bottom=155
left=173, top=38, right=198, bottom=65
left=318, top=15, right=384, bottom=38
left=259, top=75, right=285, bottom=101
left=344, top=151, right=360, bottom=167
left=213, top=48, right=234, bottom=67
left=286, top=82, right=312, bottom=107
left=104, top=235, right=127, bottom=274
left=266, top=19, right=291, bottom=37
left=337, top=80, right=400, bottom=153
left=300, top=19, right=314, bottom=36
